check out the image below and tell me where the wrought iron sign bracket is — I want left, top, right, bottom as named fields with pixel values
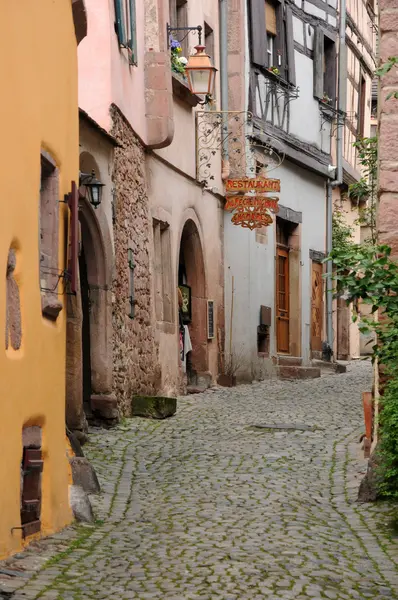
left=319, top=103, right=346, bottom=134
left=195, top=110, right=285, bottom=186
left=167, top=24, right=202, bottom=47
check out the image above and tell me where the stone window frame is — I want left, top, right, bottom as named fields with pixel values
left=39, top=151, right=63, bottom=321
left=153, top=218, right=174, bottom=326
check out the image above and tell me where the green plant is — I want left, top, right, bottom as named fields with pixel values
left=170, top=36, right=188, bottom=76
left=332, top=209, right=355, bottom=253
left=327, top=242, right=398, bottom=498
left=268, top=66, right=280, bottom=76
left=348, top=137, right=378, bottom=244
left=376, top=56, right=398, bottom=100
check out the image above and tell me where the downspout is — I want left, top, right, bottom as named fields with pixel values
left=326, top=0, right=347, bottom=358
left=219, top=0, right=229, bottom=179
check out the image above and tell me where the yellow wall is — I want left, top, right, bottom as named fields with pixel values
left=0, top=0, right=79, bottom=557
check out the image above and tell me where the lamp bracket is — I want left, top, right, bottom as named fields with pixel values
left=167, top=24, right=202, bottom=47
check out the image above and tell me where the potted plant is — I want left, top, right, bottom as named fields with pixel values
left=321, top=92, right=331, bottom=104
left=170, top=36, right=188, bottom=77
left=267, top=66, right=280, bottom=76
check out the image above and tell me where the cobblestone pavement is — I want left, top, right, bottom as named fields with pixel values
left=2, top=361, right=398, bottom=600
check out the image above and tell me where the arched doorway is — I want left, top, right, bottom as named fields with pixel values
left=178, top=218, right=208, bottom=385
left=65, top=153, right=114, bottom=441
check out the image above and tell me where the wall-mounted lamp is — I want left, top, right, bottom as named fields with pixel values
left=185, top=45, right=217, bottom=100
left=167, top=24, right=217, bottom=105
left=79, top=170, right=105, bottom=209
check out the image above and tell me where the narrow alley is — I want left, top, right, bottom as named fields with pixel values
left=2, top=362, right=398, bottom=600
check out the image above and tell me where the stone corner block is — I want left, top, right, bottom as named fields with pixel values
left=131, top=396, right=177, bottom=419
left=69, top=456, right=101, bottom=495
left=91, top=394, right=119, bottom=421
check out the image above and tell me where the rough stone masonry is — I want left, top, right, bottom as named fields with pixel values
left=111, top=105, right=161, bottom=415
left=1, top=361, right=397, bottom=599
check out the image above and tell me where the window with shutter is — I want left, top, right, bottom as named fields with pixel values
left=265, top=0, right=277, bottom=67
left=313, top=28, right=336, bottom=103
left=114, top=0, right=137, bottom=65
left=20, top=441, right=43, bottom=538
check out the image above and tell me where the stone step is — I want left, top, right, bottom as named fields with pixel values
left=186, top=386, right=208, bottom=395
left=276, top=355, right=303, bottom=367
left=277, top=365, right=321, bottom=380
left=312, top=360, right=347, bottom=374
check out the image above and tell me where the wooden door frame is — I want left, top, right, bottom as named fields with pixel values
left=310, top=259, right=324, bottom=358
left=276, top=245, right=290, bottom=354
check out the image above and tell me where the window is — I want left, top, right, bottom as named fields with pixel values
left=314, top=28, right=336, bottom=103
left=265, top=0, right=277, bottom=68
left=114, top=0, right=137, bottom=65
left=249, top=0, right=295, bottom=84
left=39, top=151, right=62, bottom=320
left=169, top=0, right=188, bottom=57
left=153, top=219, right=173, bottom=323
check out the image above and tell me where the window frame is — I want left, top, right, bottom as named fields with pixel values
left=249, top=0, right=296, bottom=86
left=114, top=0, right=137, bottom=66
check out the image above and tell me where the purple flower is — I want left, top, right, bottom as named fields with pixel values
left=170, top=36, right=181, bottom=51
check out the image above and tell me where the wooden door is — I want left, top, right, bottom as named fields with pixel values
left=311, top=262, right=323, bottom=354
left=276, top=248, right=289, bottom=353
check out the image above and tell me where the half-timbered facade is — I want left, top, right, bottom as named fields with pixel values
left=224, top=0, right=339, bottom=381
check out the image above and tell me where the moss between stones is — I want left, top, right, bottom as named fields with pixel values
left=131, top=396, right=177, bottom=419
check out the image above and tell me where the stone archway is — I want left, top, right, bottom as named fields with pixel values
left=65, top=153, right=115, bottom=442
left=178, top=218, right=209, bottom=383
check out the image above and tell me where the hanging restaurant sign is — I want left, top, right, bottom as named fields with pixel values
left=225, top=195, right=279, bottom=213
left=231, top=209, right=273, bottom=230
left=225, top=177, right=281, bottom=193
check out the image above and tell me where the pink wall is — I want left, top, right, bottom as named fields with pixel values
left=78, top=0, right=147, bottom=141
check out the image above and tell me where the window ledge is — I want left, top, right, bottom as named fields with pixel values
left=172, top=72, right=201, bottom=107
left=257, top=67, right=296, bottom=91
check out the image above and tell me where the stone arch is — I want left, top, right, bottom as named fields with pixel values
left=177, top=212, right=209, bottom=377
left=65, top=153, right=115, bottom=441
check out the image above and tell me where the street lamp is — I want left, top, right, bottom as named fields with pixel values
left=185, top=45, right=217, bottom=98
left=79, top=170, right=105, bottom=209
left=167, top=24, right=217, bottom=104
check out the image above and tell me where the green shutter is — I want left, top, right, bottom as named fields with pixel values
left=129, top=0, right=137, bottom=65
left=114, top=0, right=126, bottom=46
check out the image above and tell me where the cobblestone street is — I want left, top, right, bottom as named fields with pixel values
left=2, top=361, right=398, bottom=600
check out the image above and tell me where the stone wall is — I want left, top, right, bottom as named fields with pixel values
left=378, top=0, right=398, bottom=255
left=111, top=105, right=161, bottom=415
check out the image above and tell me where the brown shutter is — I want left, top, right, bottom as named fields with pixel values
left=249, top=0, right=267, bottom=67
left=21, top=448, right=43, bottom=537
left=265, top=1, right=277, bottom=35
left=313, top=27, right=324, bottom=99
left=285, top=6, right=296, bottom=86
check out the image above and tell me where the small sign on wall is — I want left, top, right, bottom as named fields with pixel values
left=207, top=300, right=215, bottom=340
left=179, top=284, right=192, bottom=324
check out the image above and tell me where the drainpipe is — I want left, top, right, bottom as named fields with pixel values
left=326, top=0, right=347, bottom=359
left=219, top=0, right=229, bottom=179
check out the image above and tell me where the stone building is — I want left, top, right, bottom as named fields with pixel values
left=70, top=0, right=224, bottom=435
left=0, top=0, right=86, bottom=559
left=378, top=1, right=398, bottom=255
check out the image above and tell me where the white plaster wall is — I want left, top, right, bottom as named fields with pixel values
left=289, top=51, right=322, bottom=147
left=224, top=160, right=326, bottom=379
